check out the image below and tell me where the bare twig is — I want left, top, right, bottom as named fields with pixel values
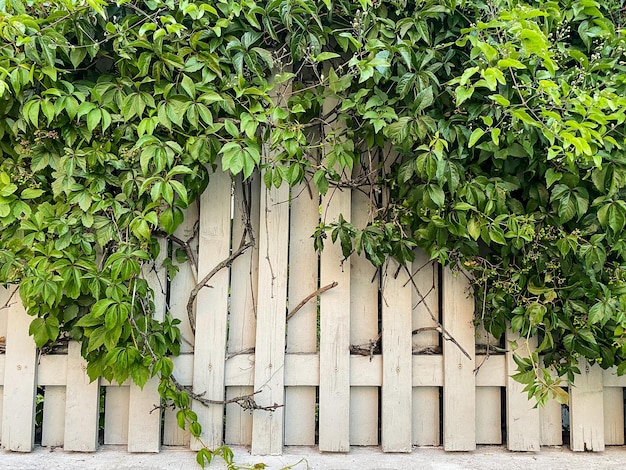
left=169, top=233, right=199, bottom=283
left=186, top=241, right=254, bottom=333
left=170, top=375, right=283, bottom=412
left=286, top=281, right=338, bottom=322
left=350, top=332, right=381, bottom=360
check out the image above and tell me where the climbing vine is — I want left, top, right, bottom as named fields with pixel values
left=1, top=0, right=626, bottom=462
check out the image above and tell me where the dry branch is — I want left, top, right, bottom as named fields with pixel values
left=286, top=281, right=338, bottom=322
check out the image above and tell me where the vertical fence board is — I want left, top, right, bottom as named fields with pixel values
left=318, top=186, right=351, bottom=453
left=127, top=240, right=167, bottom=452
left=2, top=286, right=36, bottom=451
left=349, top=186, right=379, bottom=447
left=225, top=176, right=260, bottom=446
left=569, top=359, right=604, bottom=452
left=442, top=268, right=475, bottom=451
left=475, top=387, right=501, bottom=444
left=41, top=386, right=66, bottom=447
left=539, top=398, right=563, bottom=446
left=381, top=261, right=412, bottom=452
left=250, top=177, right=289, bottom=455
left=603, top=387, right=624, bottom=445
left=64, top=341, right=99, bottom=451
left=284, top=180, right=319, bottom=446
left=569, top=359, right=604, bottom=451
left=104, top=386, right=129, bottom=444
left=192, top=168, right=232, bottom=450
left=505, top=331, right=540, bottom=450
left=411, top=252, right=440, bottom=446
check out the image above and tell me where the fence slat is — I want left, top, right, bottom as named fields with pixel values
left=192, top=168, right=232, bottom=450
left=505, top=331, right=540, bottom=450
left=163, top=203, right=198, bottom=446
left=104, top=386, right=129, bottom=444
left=538, top=399, right=562, bottom=446
left=318, top=186, right=351, bottom=453
left=225, top=176, right=260, bottom=446
left=349, top=186, right=379, bottom=447
left=569, top=359, right=605, bottom=451
left=284, top=180, right=319, bottom=446
left=64, top=341, right=100, bottom=452
left=250, top=177, right=289, bottom=455
left=603, top=387, right=624, bottom=445
left=411, top=252, right=440, bottom=446
left=442, top=268, right=475, bottom=451
left=127, top=239, right=168, bottom=452
left=381, top=261, right=412, bottom=452
left=41, top=386, right=66, bottom=447
left=2, top=286, right=36, bottom=451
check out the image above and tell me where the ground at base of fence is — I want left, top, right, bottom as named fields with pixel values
left=0, top=445, right=624, bottom=470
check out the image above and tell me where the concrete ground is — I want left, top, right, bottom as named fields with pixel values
left=0, top=445, right=625, bottom=470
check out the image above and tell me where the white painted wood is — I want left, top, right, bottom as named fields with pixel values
left=192, top=167, right=232, bottom=450
left=2, top=286, right=37, bottom=451
left=411, top=251, right=440, bottom=446
left=163, top=408, right=191, bottom=447
left=349, top=184, right=379, bottom=447
left=569, top=359, right=605, bottom=451
left=170, top=201, right=199, bottom=354
left=603, top=387, right=624, bottom=445
left=381, top=260, right=412, bottom=452
left=284, top=178, right=319, bottom=446
left=250, top=175, right=290, bottom=455
left=41, top=386, right=66, bottom=447
left=104, top=386, right=129, bottom=444
left=476, top=387, right=501, bottom=444
left=442, top=268, right=476, bottom=451
left=318, top=186, right=351, bottom=453
left=475, top=327, right=502, bottom=445
left=539, top=397, right=563, bottom=446
left=163, top=202, right=198, bottom=447
left=37, top=355, right=67, bottom=385
left=602, top=368, right=626, bottom=386
left=505, top=331, right=540, bottom=450
left=64, top=341, right=100, bottom=452
left=127, top=239, right=168, bottom=453
left=225, top=176, right=260, bottom=446
left=474, top=355, right=506, bottom=386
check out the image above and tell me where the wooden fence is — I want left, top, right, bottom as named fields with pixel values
left=0, top=166, right=625, bottom=456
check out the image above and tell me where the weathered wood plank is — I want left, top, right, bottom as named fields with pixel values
left=381, top=260, right=412, bottom=452
left=250, top=177, right=290, bottom=455
left=225, top=176, right=260, bottom=446
left=349, top=185, right=379, bottom=447
left=603, top=387, right=624, bottom=445
left=505, top=331, right=540, bottom=450
left=127, top=239, right=167, bottom=452
left=539, top=398, right=563, bottom=446
left=476, top=387, right=501, bottom=444
left=41, top=386, right=66, bottom=447
left=64, top=341, right=100, bottom=452
left=2, top=286, right=37, bottom=451
left=104, top=386, right=129, bottom=445
left=411, top=251, right=440, bottom=446
left=442, top=268, right=475, bottom=451
left=284, top=179, right=319, bottom=446
left=192, top=167, right=232, bottom=450
left=318, top=185, right=351, bottom=453
left=569, top=359, right=604, bottom=451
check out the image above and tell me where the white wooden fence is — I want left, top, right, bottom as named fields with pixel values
left=0, top=167, right=625, bottom=456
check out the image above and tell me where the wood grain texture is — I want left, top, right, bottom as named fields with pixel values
left=381, top=260, right=412, bottom=452
left=192, top=167, right=232, bottom=450
left=250, top=179, right=290, bottom=455
left=442, top=268, right=476, bottom=451
left=104, top=386, right=129, bottom=445
left=603, top=387, right=624, bottom=445
left=569, top=359, right=605, bottom=451
left=1, top=287, right=37, bottom=451
left=64, top=341, right=100, bottom=452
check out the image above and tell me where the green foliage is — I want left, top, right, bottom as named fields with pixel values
left=1, top=0, right=626, bottom=455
